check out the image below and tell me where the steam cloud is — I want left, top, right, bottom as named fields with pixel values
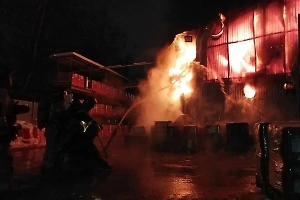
left=133, top=28, right=293, bottom=132
left=135, top=43, right=183, bottom=133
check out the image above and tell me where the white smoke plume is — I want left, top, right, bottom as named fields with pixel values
left=135, top=32, right=197, bottom=133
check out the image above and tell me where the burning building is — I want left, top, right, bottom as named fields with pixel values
left=137, top=0, right=300, bottom=131
left=195, top=0, right=300, bottom=123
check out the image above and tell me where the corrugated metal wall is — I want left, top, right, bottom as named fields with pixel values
left=205, top=0, right=299, bottom=78
left=206, top=45, right=229, bottom=79
left=195, top=74, right=298, bottom=124
left=228, top=11, right=254, bottom=42
left=194, top=0, right=300, bottom=124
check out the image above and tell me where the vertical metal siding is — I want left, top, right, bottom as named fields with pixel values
left=199, top=75, right=298, bottom=123
left=285, top=0, right=300, bottom=31
left=228, top=83, right=244, bottom=100
left=256, top=33, right=285, bottom=74
left=199, top=0, right=300, bottom=123
left=228, top=40, right=256, bottom=78
left=265, top=2, right=285, bottom=34
left=204, top=0, right=300, bottom=80
left=255, top=37, right=264, bottom=71
left=202, top=81, right=224, bottom=103
left=228, top=11, right=254, bottom=43
left=207, top=44, right=229, bottom=79
left=285, top=30, right=298, bottom=72
left=254, top=7, right=265, bottom=37
left=207, top=26, right=228, bottom=47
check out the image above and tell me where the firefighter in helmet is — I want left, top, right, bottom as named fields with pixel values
left=58, top=96, right=111, bottom=174
left=39, top=86, right=67, bottom=177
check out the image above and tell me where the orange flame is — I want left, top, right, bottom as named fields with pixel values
left=168, top=33, right=196, bottom=100
left=243, top=84, right=256, bottom=99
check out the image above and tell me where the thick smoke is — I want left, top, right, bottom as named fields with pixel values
left=135, top=42, right=182, bottom=132
left=133, top=27, right=294, bottom=131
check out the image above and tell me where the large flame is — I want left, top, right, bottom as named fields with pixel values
left=135, top=31, right=197, bottom=130
left=168, top=33, right=196, bottom=100
left=218, top=40, right=256, bottom=78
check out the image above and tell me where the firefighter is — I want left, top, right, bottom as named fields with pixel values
left=58, top=97, right=111, bottom=174
left=0, top=67, right=21, bottom=193
left=40, top=86, right=66, bottom=177
left=75, top=97, right=110, bottom=170
left=55, top=97, right=85, bottom=171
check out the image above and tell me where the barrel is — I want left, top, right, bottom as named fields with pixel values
left=168, top=126, right=185, bottom=153
left=183, top=125, right=202, bottom=153
left=204, top=124, right=225, bottom=153
left=226, top=122, right=249, bottom=153
left=154, top=121, right=172, bottom=128
left=151, top=126, right=169, bottom=151
left=151, top=121, right=172, bottom=151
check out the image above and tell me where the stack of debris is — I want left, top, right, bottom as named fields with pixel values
left=226, top=122, right=251, bottom=154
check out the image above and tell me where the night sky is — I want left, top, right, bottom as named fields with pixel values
left=0, top=0, right=263, bottom=90
left=107, top=0, right=260, bottom=62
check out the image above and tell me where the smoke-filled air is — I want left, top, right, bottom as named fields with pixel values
left=136, top=32, right=197, bottom=132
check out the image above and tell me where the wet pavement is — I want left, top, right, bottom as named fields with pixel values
left=6, top=137, right=269, bottom=200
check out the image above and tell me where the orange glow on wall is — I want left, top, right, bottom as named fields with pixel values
left=265, top=2, right=285, bottom=34
left=206, top=0, right=300, bottom=79
left=228, top=40, right=256, bottom=78
left=228, top=11, right=254, bottom=43
left=207, top=45, right=228, bottom=79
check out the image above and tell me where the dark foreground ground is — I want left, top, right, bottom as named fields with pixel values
left=6, top=136, right=268, bottom=200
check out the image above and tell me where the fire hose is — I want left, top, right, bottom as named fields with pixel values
left=101, top=66, right=193, bottom=158
left=100, top=65, right=264, bottom=157
left=100, top=13, right=228, bottom=157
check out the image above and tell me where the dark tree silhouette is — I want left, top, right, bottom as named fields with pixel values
left=0, top=0, right=132, bottom=91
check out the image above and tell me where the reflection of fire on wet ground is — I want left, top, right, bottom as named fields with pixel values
left=9, top=137, right=265, bottom=199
